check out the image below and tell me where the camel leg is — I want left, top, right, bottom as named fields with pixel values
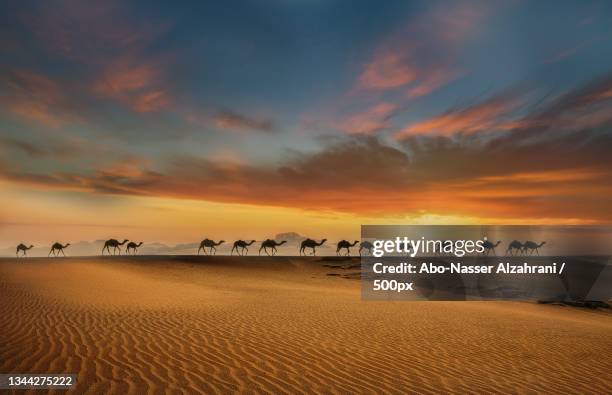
left=61, top=249, right=66, bottom=257
left=48, top=248, right=53, bottom=257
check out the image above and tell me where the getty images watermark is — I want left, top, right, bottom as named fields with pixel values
left=360, top=225, right=612, bottom=301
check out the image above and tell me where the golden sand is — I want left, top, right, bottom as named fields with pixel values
left=1, top=257, right=611, bottom=394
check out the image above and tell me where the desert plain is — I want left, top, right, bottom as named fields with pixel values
left=1, top=256, right=611, bottom=394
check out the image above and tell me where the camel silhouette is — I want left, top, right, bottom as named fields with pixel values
left=198, top=239, right=225, bottom=255
left=102, top=239, right=129, bottom=255
left=126, top=242, right=143, bottom=255
left=16, top=243, right=34, bottom=257
left=359, top=241, right=374, bottom=256
left=49, top=242, right=70, bottom=257
left=231, top=240, right=256, bottom=256
left=482, top=240, right=501, bottom=256
left=259, top=239, right=287, bottom=256
left=523, top=241, right=546, bottom=255
left=506, top=240, right=525, bottom=256
left=336, top=240, right=359, bottom=256
left=300, top=238, right=327, bottom=256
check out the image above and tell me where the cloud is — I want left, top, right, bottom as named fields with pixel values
left=213, top=110, right=276, bottom=133
left=395, top=75, right=612, bottom=139
left=2, top=130, right=611, bottom=222
left=92, top=56, right=172, bottom=113
left=334, top=103, right=398, bottom=135
left=18, top=0, right=174, bottom=115
left=359, top=52, right=417, bottom=90
left=356, top=2, right=490, bottom=97
left=395, top=91, right=522, bottom=138
left=0, top=137, right=46, bottom=157
left=0, top=69, right=81, bottom=127
left=22, top=0, right=169, bottom=64
left=1, top=75, right=612, bottom=223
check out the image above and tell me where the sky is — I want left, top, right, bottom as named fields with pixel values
left=1, top=0, right=612, bottom=247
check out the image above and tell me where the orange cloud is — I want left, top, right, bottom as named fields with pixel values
left=1, top=70, right=79, bottom=127
left=395, top=94, right=519, bottom=138
left=2, top=77, right=612, bottom=225
left=2, top=129, right=611, bottom=224
left=358, top=52, right=417, bottom=90
left=92, top=57, right=172, bottom=113
left=335, top=103, right=398, bottom=135
left=357, top=2, right=491, bottom=96
left=22, top=0, right=174, bottom=114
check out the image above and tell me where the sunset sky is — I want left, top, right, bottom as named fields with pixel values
left=1, top=0, right=612, bottom=247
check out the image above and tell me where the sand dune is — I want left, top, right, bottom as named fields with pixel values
left=1, top=257, right=611, bottom=394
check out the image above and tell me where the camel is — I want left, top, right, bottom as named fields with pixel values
left=359, top=241, right=374, bottom=256
left=506, top=240, right=525, bottom=256
left=523, top=241, right=546, bottom=255
left=102, top=239, right=129, bottom=255
left=126, top=242, right=143, bottom=255
left=16, top=243, right=34, bottom=257
left=482, top=240, right=502, bottom=256
left=259, top=239, right=287, bottom=256
left=231, top=240, right=256, bottom=256
left=300, top=238, right=327, bottom=256
left=49, top=242, right=70, bottom=257
left=198, top=239, right=225, bottom=255
left=336, top=240, right=359, bottom=256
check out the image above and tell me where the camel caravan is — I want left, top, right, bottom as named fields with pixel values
left=14, top=239, right=546, bottom=258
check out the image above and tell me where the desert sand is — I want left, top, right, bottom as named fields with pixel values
left=1, top=256, right=611, bottom=394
